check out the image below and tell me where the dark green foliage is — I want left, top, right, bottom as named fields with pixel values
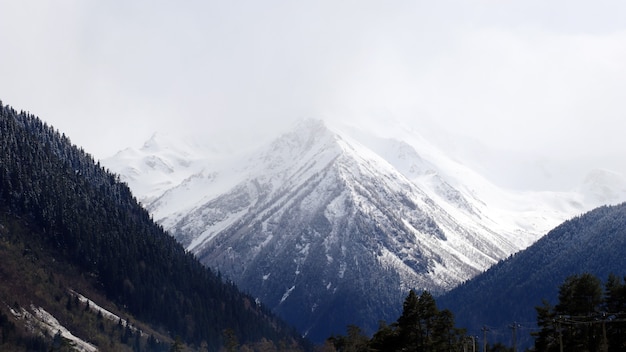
left=604, top=274, right=626, bottom=350
left=169, top=336, right=184, bottom=352
left=328, top=325, right=370, bottom=352
left=0, top=101, right=307, bottom=351
left=222, top=329, right=239, bottom=352
left=0, top=209, right=179, bottom=352
left=438, top=203, right=626, bottom=348
left=533, top=273, right=626, bottom=352
left=486, top=342, right=513, bottom=352
left=0, top=311, right=16, bottom=344
left=555, top=273, right=603, bottom=316
left=392, top=290, right=464, bottom=352
left=533, top=300, right=557, bottom=352
left=328, top=290, right=465, bottom=352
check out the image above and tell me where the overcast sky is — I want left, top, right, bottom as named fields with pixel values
left=1, top=1, right=626, bottom=188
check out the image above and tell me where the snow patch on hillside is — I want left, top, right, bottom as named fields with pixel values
left=10, top=304, right=97, bottom=352
left=69, top=290, right=143, bottom=336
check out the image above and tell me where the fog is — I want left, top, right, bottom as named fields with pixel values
left=1, top=1, right=625, bottom=190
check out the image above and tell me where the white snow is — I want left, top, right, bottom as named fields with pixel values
left=10, top=304, right=97, bottom=352
left=280, top=286, right=296, bottom=304
left=187, top=207, right=250, bottom=252
left=69, top=290, right=141, bottom=335
left=578, top=168, right=626, bottom=206
left=103, top=118, right=626, bottom=294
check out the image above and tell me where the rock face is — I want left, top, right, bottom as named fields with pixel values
left=181, top=121, right=513, bottom=340
left=105, top=119, right=599, bottom=341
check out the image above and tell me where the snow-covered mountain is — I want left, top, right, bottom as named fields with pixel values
left=103, top=119, right=625, bottom=341
left=103, top=133, right=205, bottom=205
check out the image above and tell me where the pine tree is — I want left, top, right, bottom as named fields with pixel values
left=328, top=325, right=370, bottom=352
left=169, top=336, right=184, bottom=352
left=533, top=273, right=626, bottom=352
left=555, top=273, right=603, bottom=351
left=396, top=290, right=440, bottom=350
left=365, top=290, right=465, bottom=351
left=0, top=101, right=306, bottom=350
left=604, top=274, right=626, bottom=350
left=533, top=300, right=557, bottom=352
left=223, top=329, right=239, bottom=352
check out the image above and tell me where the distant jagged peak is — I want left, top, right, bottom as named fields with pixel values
left=141, top=132, right=176, bottom=152
left=106, top=132, right=200, bottom=172
left=257, top=118, right=343, bottom=164
left=582, top=168, right=626, bottom=185
left=139, top=131, right=209, bottom=158
left=578, top=168, right=626, bottom=206
left=277, top=118, right=339, bottom=146
left=113, top=130, right=240, bottom=162
left=290, top=117, right=329, bottom=131
left=107, top=131, right=193, bottom=161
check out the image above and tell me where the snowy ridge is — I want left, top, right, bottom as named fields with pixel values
left=104, top=118, right=626, bottom=341
left=103, top=132, right=234, bottom=205
left=578, top=168, right=626, bottom=206
left=6, top=290, right=147, bottom=352
left=69, top=290, right=143, bottom=336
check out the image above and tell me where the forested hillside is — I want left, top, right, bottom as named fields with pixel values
left=0, top=101, right=307, bottom=351
left=438, top=202, right=626, bottom=347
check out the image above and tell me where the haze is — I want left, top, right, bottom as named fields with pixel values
left=1, top=1, right=625, bottom=190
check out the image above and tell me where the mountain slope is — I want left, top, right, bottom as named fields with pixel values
left=105, top=119, right=603, bottom=342
left=437, top=202, right=626, bottom=347
left=185, top=121, right=515, bottom=340
left=0, top=101, right=306, bottom=351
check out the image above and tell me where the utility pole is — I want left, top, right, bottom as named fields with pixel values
left=556, top=316, right=563, bottom=352
left=464, top=336, right=476, bottom=352
left=509, top=322, right=519, bottom=352
left=601, top=313, right=608, bottom=352
left=481, top=326, right=489, bottom=352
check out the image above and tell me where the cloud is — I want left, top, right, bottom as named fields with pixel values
left=424, top=27, right=626, bottom=158
left=1, top=0, right=626, bottom=183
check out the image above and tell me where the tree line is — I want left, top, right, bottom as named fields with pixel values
left=534, top=273, right=626, bottom=352
left=0, top=101, right=307, bottom=351
left=324, top=272, right=626, bottom=352
left=324, top=290, right=469, bottom=352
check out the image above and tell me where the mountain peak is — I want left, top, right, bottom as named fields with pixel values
left=579, top=168, right=626, bottom=206
left=141, top=132, right=165, bottom=152
left=268, top=118, right=337, bottom=153
left=292, top=117, right=329, bottom=132
left=126, top=117, right=540, bottom=340
left=103, top=116, right=622, bottom=343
